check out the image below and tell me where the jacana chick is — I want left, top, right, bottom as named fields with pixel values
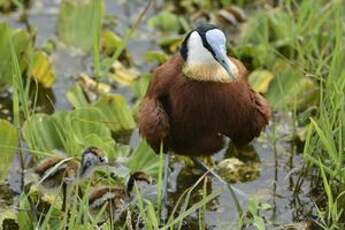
left=34, top=147, right=108, bottom=210
left=88, top=172, right=151, bottom=226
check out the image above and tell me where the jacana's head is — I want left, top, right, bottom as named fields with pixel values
left=79, top=147, right=108, bottom=178
left=180, top=24, right=238, bottom=82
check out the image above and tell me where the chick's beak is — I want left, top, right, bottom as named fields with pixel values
left=213, top=47, right=236, bottom=81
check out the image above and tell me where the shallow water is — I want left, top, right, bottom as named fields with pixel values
left=0, top=1, right=316, bottom=229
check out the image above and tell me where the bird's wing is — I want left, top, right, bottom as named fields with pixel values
left=138, top=98, right=170, bottom=152
left=34, top=156, right=65, bottom=176
left=138, top=55, right=181, bottom=153
left=229, top=87, right=271, bottom=146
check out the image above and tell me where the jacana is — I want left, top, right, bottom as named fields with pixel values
left=138, top=24, right=271, bottom=218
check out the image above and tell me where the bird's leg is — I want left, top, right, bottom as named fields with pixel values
left=160, top=154, right=169, bottom=224
left=190, top=156, right=243, bottom=217
left=108, top=201, right=114, bottom=230
left=62, top=182, right=67, bottom=212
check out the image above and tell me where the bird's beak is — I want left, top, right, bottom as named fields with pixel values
left=213, top=47, right=236, bottom=81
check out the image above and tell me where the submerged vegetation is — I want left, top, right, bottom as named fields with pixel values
left=0, top=0, right=344, bottom=229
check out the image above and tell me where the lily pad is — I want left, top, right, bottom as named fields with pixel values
left=126, top=140, right=160, bottom=178
left=266, top=60, right=319, bottom=110
left=132, top=74, right=151, bottom=99
left=0, top=23, right=33, bottom=88
left=22, top=112, right=67, bottom=156
left=248, top=70, right=274, bottom=94
left=66, top=82, right=89, bottom=108
left=216, top=158, right=261, bottom=183
left=93, top=94, right=136, bottom=133
left=109, top=61, right=139, bottom=86
left=0, top=119, right=17, bottom=181
left=57, top=0, right=104, bottom=52
left=101, top=30, right=122, bottom=56
left=148, top=10, right=181, bottom=33
left=31, top=51, right=55, bottom=88
left=144, top=51, right=169, bottom=64
left=23, top=108, right=116, bottom=159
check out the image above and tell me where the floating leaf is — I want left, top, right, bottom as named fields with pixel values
left=266, top=61, right=319, bottom=110
left=144, top=51, right=169, bottom=64
left=57, top=0, right=104, bottom=51
left=23, top=108, right=116, bottom=158
left=79, top=73, right=111, bottom=96
left=66, top=83, right=89, bottom=108
left=101, top=30, right=122, bottom=56
left=126, top=140, right=160, bottom=178
left=0, top=23, right=33, bottom=88
left=109, top=61, right=139, bottom=86
left=67, top=107, right=116, bottom=157
left=0, top=23, right=12, bottom=88
left=132, top=74, right=151, bottom=99
left=159, top=35, right=183, bottom=53
left=22, top=112, right=67, bottom=155
left=93, top=94, right=136, bottom=132
left=0, top=119, right=18, bottom=181
left=31, top=51, right=55, bottom=88
left=216, top=158, right=260, bottom=183
left=147, top=10, right=181, bottom=33
left=248, top=70, right=274, bottom=94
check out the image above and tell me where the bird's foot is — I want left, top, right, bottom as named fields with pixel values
left=190, top=156, right=244, bottom=218
left=160, top=154, right=170, bottom=225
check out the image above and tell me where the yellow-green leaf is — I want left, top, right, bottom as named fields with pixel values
left=248, top=70, right=274, bottom=93
left=144, top=51, right=169, bottom=64
left=0, top=119, right=18, bottom=181
left=101, top=30, right=122, bottom=56
left=57, top=0, right=104, bottom=51
left=93, top=94, right=136, bottom=132
left=31, top=51, right=55, bottom=88
left=109, top=61, right=139, bottom=86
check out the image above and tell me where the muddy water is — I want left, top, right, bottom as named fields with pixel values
left=0, top=1, right=315, bottom=229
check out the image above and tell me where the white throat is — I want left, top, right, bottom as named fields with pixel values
left=183, top=31, right=238, bottom=82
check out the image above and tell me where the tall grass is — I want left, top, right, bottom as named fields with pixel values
left=300, top=0, right=345, bottom=228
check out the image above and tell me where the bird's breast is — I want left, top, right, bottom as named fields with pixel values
left=168, top=79, right=235, bottom=135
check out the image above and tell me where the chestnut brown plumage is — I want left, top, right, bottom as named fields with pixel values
left=138, top=25, right=270, bottom=156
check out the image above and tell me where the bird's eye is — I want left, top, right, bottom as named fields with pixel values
left=99, top=156, right=104, bottom=162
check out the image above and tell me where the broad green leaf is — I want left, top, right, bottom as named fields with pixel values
left=23, top=108, right=116, bottom=159
left=159, top=35, right=183, bottom=53
left=67, top=107, right=115, bottom=156
left=66, top=83, right=89, bottom=108
left=0, top=23, right=12, bottom=88
left=101, top=30, right=122, bottom=56
left=0, top=24, right=33, bottom=88
left=248, top=70, right=274, bottom=94
left=93, top=94, right=136, bottom=132
left=132, top=74, right=151, bottom=99
left=12, top=28, right=33, bottom=74
left=57, top=0, right=104, bottom=52
left=266, top=61, right=319, bottom=110
left=108, top=61, right=139, bottom=86
left=0, top=120, right=18, bottom=181
left=31, top=51, right=55, bottom=88
left=144, top=51, right=169, bottom=64
left=127, top=140, right=160, bottom=178
left=22, top=112, right=67, bottom=155
left=147, top=10, right=181, bottom=32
